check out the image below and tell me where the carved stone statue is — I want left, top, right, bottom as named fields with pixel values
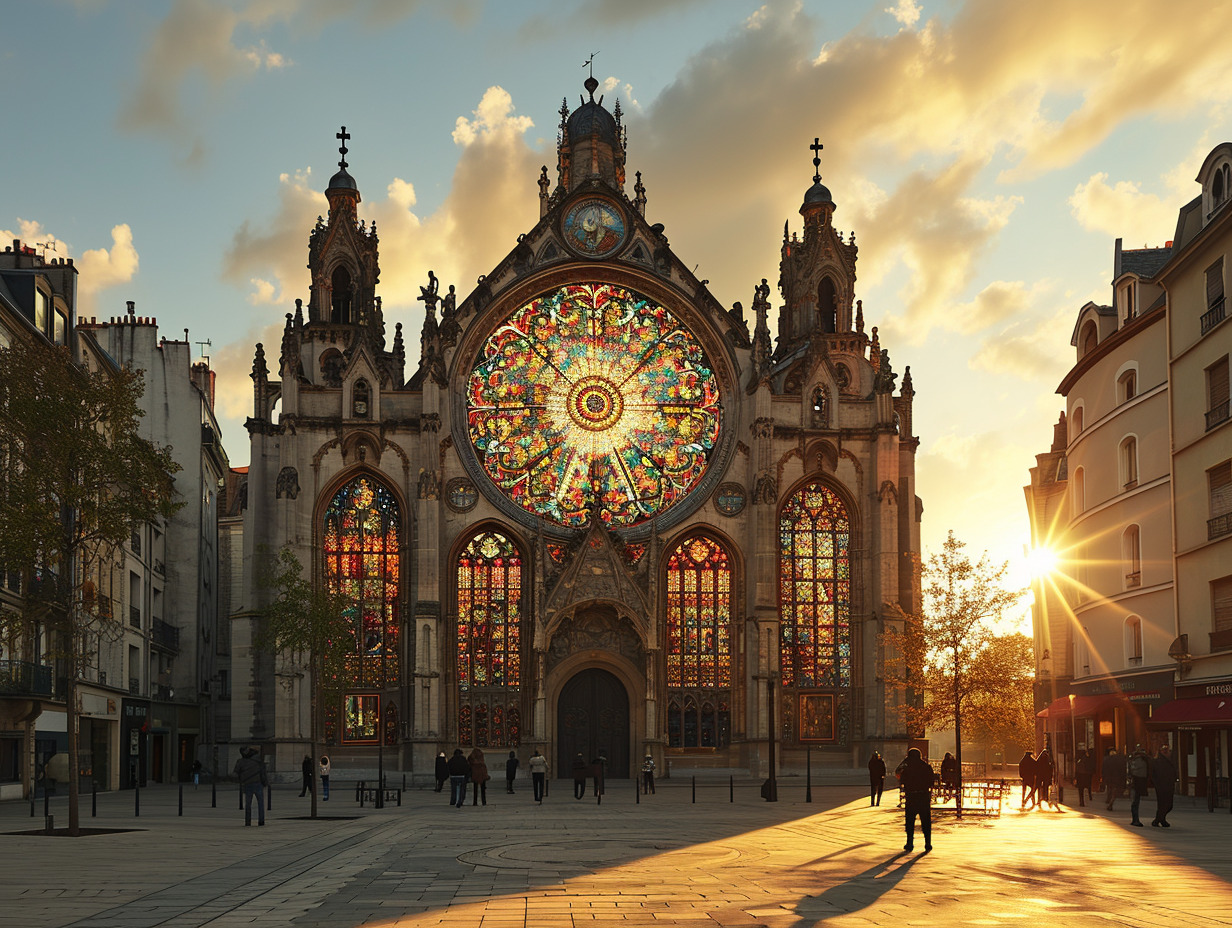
left=874, top=348, right=898, bottom=394
left=275, top=466, right=300, bottom=500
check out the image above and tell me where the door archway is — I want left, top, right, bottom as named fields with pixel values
left=557, top=668, right=629, bottom=778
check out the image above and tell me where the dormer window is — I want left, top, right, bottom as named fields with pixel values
left=1214, top=163, right=1230, bottom=208
left=1119, top=281, right=1137, bottom=322
left=1079, top=320, right=1098, bottom=358
left=353, top=379, right=370, bottom=418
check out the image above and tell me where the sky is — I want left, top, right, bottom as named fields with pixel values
left=4, top=0, right=1228, bottom=629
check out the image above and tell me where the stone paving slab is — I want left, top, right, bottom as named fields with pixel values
left=0, top=782, right=1230, bottom=927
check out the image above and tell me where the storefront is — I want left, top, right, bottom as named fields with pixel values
left=1147, top=679, right=1232, bottom=805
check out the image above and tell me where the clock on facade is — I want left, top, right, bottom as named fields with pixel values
left=466, top=282, right=723, bottom=529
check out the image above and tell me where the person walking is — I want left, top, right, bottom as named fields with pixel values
left=529, top=749, right=548, bottom=803
left=192, top=759, right=203, bottom=789
left=1018, top=750, right=1037, bottom=808
left=505, top=750, right=519, bottom=794
left=447, top=748, right=470, bottom=808
left=299, top=754, right=314, bottom=797
left=233, top=746, right=268, bottom=826
left=1101, top=746, right=1124, bottom=810
left=434, top=751, right=449, bottom=793
left=1075, top=749, right=1094, bottom=807
left=468, top=747, right=490, bottom=805
left=1035, top=749, right=1055, bottom=808
left=1128, top=744, right=1150, bottom=826
left=1150, top=744, right=1177, bottom=827
left=641, top=753, right=656, bottom=795
left=867, top=752, right=886, bottom=806
left=572, top=752, right=589, bottom=800
left=940, top=752, right=958, bottom=800
left=319, top=754, right=331, bottom=801
left=591, top=751, right=607, bottom=801
left=899, top=748, right=934, bottom=852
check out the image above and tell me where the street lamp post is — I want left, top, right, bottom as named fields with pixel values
left=765, top=674, right=778, bottom=802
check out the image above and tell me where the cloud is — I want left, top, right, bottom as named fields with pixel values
left=885, top=0, right=921, bottom=28
left=951, top=280, right=1033, bottom=334
left=224, top=87, right=540, bottom=328
left=1068, top=173, right=1176, bottom=246
left=77, top=225, right=140, bottom=303
left=209, top=323, right=285, bottom=429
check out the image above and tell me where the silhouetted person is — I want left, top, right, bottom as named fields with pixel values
left=591, top=751, right=607, bottom=800
left=572, top=753, right=588, bottom=800
left=434, top=751, right=449, bottom=793
left=1150, top=744, right=1177, bottom=827
left=1075, top=749, right=1094, bottom=807
left=940, top=752, right=958, bottom=799
left=299, top=754, right=314, bottom=797
left=233, top=746, right=267, bottom=827
left=1101, top=746, right=1125, bottom=811
left=505, top=750, right=519, bottom=794
left=899, top=748, right=934, bottom=852
left=1128, top=744, right=1149, bottom=826
left=1018, top=750, right=1037, bottom=808
left=529, top=750, right=548, bottom=803
left=468, top=747, right=490, bottom=805
left=1035, top=749, right=1055, bottom=808
left=447, top=748, right=469, bottom=808
left=867, top=752, right=886, bottom=806
left=641, top=753, right=656, bottom=795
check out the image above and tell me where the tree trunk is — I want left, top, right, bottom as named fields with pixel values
left=953, top=647, right=963, bottom=819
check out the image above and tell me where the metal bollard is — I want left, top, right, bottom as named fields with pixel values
left=692, top=776, right=696, bottom=804
left=44, top=786, right=50, bottom=821
left=135, top=783, right=140, bottom=817
left=267, top=784, right=272, bottom=811
left=806, top=746, right=813, bottom=803
left=45, top=814, right=53, bottom=834
left=92, top=780, right=97, bottom=818
left=30, top=793, right=35, bottom=817
left=636, top=777, right=639, bottom=804
left=730, top=775, right=734, bottom=803
left=239, top=786, right=243, bottom=810
left=179, top=784, right=184, bottom=816
left=211, top=777, right=217, bottom=809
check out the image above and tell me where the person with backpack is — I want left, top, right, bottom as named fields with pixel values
left=528, top=750, right=548, bottom=803
left=233, top=746, right=268, bottom=826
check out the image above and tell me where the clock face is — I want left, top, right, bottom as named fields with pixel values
left=466, top=282, right=723, bottom=529
left=562, top=199, right=626, bottom=258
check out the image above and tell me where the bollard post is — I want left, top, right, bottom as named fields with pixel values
left=92, top=779, right=97, bottom=818
left=44, top=785, right=50, bottom=821
left=730, top=775, right=734, bottom=803
left=179, top=783, right=184, bottom=816
left=692, top=776, right=696, bottom=804
left=806, top=746, right=813, bottom=803
left=45, top=814, right=53, bottom=834
left=211, top=776, right=217, bottom=809
left=636, top=777, right=640, bottom=804
left=267, top=784, right=272, bottom=811
left=135, top=783, right=140, bottom=818
left=30, top=792, right=35, bottom=817
left=239, top=786, right=243, bottom=810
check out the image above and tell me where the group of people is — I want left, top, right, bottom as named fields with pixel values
left=1016, top=749, right=1057, bottom=809
left=1099, top=743, right=1178, bottom=827
left=297, top=754, right=331, bottom=800
left=435, top=747, right=553, bottom=806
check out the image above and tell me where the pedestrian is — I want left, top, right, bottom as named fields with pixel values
left=299, top=754, right=314, bottom=797
left=447, top=748, right=470, bottom=808
left=1035, top=749, right=1055, bottom=808
left=434, top=751, right=449, bottom=793
left=940, top=752, right=958, bottom=800
left=319, top=754, right=331, bottom=801
left=1018, top=750, right=1037, bottom=808
left=867, top=751, right=886, bottom=806
left=1150, top=743, right=1177, bottom=827
left=899, top=748, right=934, bottom=852
left=233, top=746, right=268, bottom=826
left=641, top=753, right=656, bottom=795
left=1128, top=744, right=1150, bottom=826
left=1101, top=746, right=1124, bottom=810
left=505, top=750, right=519, bottom=794
left=572, top=752, right=588, bottom=800
left=529, top=749, right=548, bottom=803
left=1075, top=749, right=1094, bottom=807
left=468, top=747, right=490, bottom=805
left=591, top=750, right=607, bottom=800
left=192, top=758, right=202, bottom=789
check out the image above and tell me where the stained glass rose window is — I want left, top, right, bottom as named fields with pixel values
left=467, top=283, right=722, bottom=528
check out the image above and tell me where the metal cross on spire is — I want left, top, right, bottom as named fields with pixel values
left=810, top=138, right=824, bottom=183
left=336, top=126, right=351, bottom=170
left=583, top=52, right=598, bottom=77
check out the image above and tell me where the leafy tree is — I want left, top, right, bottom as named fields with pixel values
left=257, top=545, right=353, bottom=819
left=0, top=338, right=180, bottom=835
left=964, top=633, right=1036, bottom=762
left=881, top=531, right=1023, bottom=813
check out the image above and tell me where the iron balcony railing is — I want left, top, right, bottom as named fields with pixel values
left=1207, top=401, right=1230, bottom=431
left=129, top=605, right=141, bottom=628
left=1201, top=296, right=1226, bottom=335
left=151, top=618, right=180, bottom=652
left=1210, top=512, right=1232, bottom=540
left=0, top=660, right=53, bottom=696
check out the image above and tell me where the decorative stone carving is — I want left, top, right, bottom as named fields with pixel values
left=547, top=607, right=645, bottom=673
left=753, top=470, right=777, bottom=505
left=417, top=468, right=441, bottom=501
left=275, top=466, right=300, bottom=500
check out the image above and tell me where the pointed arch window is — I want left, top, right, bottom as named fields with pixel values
left=323, top=476, right=401, bottom=741
left=456, top=529, right=523, bottom=747
left=817, top=277, right=838, bottom=333
left=779, top=482, right=851, bottom=742
left=810, top=387, right=829, bottom=428
left=353, top=379, right=370, bottom=418
left=331, top=265, right=353, bottom=324
left=665, top=533, right=733, bottom=748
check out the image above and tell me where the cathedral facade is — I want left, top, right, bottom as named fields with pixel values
left=231, top=79, right=922, bottom=781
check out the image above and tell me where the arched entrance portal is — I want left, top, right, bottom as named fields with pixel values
left=557, top=668, right=629, bottom=778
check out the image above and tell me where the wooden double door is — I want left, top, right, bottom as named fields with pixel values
left=557, top=668, right=629, bottom=778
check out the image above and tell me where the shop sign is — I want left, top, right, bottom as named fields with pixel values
left=1174, top=680, right=1232, bottom=699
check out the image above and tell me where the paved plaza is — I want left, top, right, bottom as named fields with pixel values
left=2, top=778, right=1231, bottom=928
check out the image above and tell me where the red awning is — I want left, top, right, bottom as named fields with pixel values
left=1147, top=695, right=1232, bottom=727
left=1037, top=693, right=1124, bottom=719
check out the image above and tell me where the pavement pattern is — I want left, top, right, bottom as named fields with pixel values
left=2, top=778, right=1230, bottom=928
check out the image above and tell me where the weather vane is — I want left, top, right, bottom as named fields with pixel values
left=336, top=126, right=350, bottom=170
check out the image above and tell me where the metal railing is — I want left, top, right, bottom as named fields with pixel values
left=129, top=605, right=141, bottom=628
left=151, top=618, right=180, bottom=652
left=1201, top=296, right=1226, bottom=335
left=1210, top=512, right=1232, bottom=540
left=129, top=677, right=141, bottom=695
left=0, top=660, right=53, bottom=696
left=1206, top=400, right=1230, bottom=431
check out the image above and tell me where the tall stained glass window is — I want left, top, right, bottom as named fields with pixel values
left=466, top=282, right=722, bottom=529
left=779, top=483, right=851, bottom=739
left=666, top=533, right=732, bottom=748
left=323, top=476, right=401, bottom=741
left=456, top=530, right=523, bottom=746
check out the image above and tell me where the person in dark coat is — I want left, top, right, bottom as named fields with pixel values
left=571, top=752, right=589, bottom=800
left=505, top=750, right=519, bottom=794
left=940, top=752, right=958, bottom=799
left=591, top=751, right=607, bottom=800
left=1150, top=743, right=1178, bottom=827
left=1101, top=746, right=1125, bottom=810
left=1128, top=744, right=1150, bottom=826
left=867, top=752, right=886, bottom=806
left=468, top=747, right=490, bottom=805
left=446, top=748, right=470, bottom=808
left=233, top=746, right=268, bottom=826
left=1018, top=751, right=1037, bottom=808
left=1075, top=749, right=1094, bottom=807
left=434, top=752, right=449, bottom=793
left=1035, top=749, right=1055, bottom=808
left=299, top=754, right=314, bottom=797
left=899, top=748, right=934, bottom=852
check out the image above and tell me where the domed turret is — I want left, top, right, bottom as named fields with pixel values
left=557, top=72, right=626, bottom=194
left=800, top=138, right=834, bottom=222
left=326, top=126, right=361, bottom=210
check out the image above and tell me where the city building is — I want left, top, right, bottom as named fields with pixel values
left=230, top=81, right=923, bottom=783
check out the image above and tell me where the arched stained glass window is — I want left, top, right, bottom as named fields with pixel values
left=779, top=483, right=851, bottom=711
left=456, top=530, right=523, bottom=746
left=322, top=476, right=401, bottom=711
left=665, top=533, right=732, bottom=748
